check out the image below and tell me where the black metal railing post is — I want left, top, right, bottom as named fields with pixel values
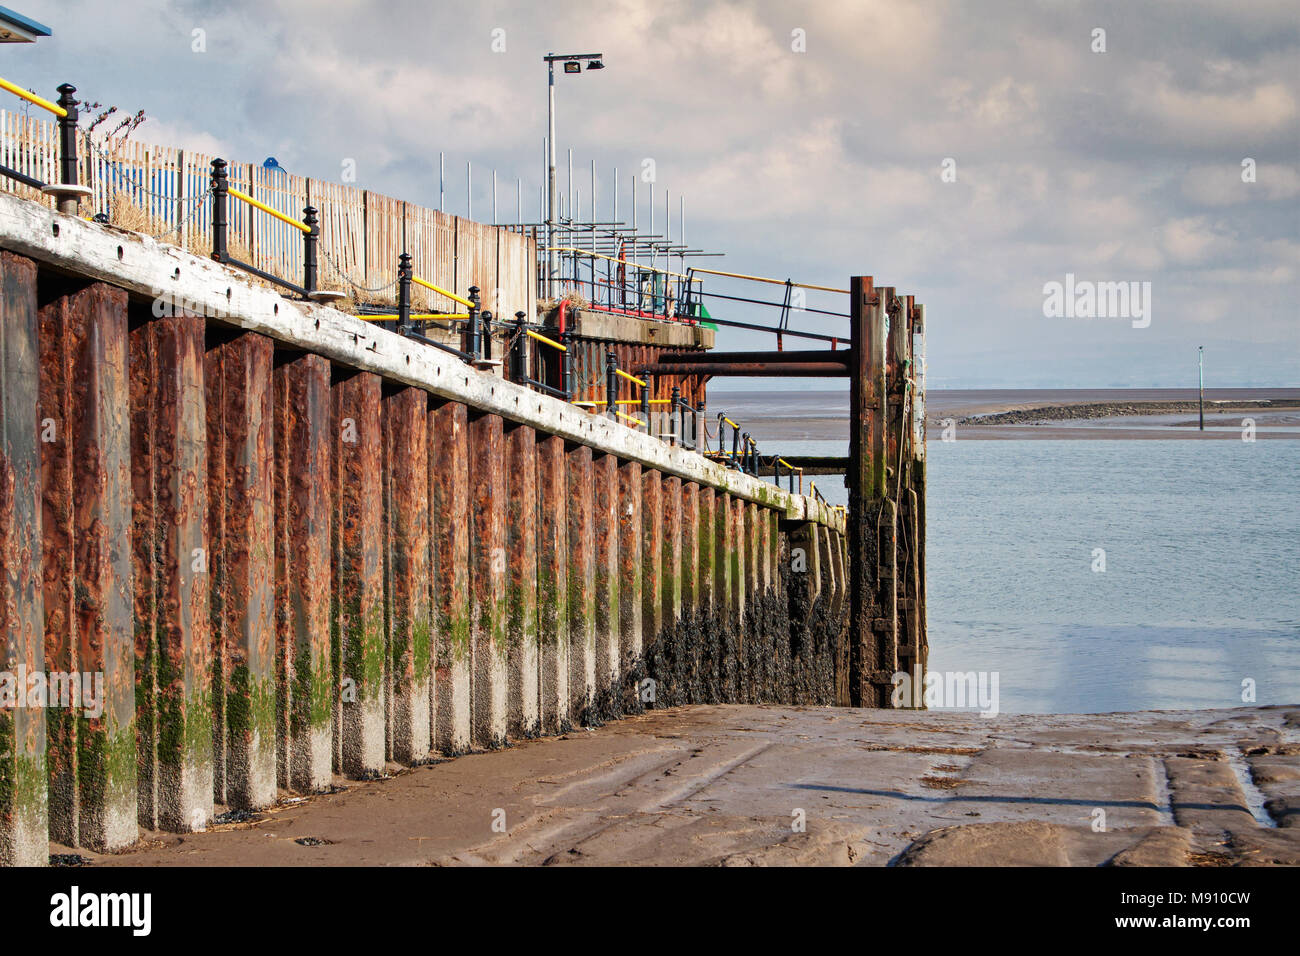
left=466, top=286, right=481, bottom=359
left=303, top=205, right=319, bottom=295
left=397, top=252, right=413, bottom=336
left=605, top=351, right=619, bottom=420
left=561, top=329, right=574, bottom=400
left=55, top=84, right=80, bottom=213
left=640, top=370, right=651, bottom=435
left=512, top=311, right=528, bottom=383
left=670, top=385, right=680, bottom=447
left=717, top=412, right=726, bottom=456
left=210, top=159, right=229, bottom=263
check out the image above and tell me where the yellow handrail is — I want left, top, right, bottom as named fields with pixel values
left=688, top=266, right=848, bottom=295
left=615, top=368, right=647, bottom=388
left=412, top=275, right=476, bottom=310
left=616, top=410, right=646, bottom=427
left=721, top=415, right=740, bottom=430
left=526, top=328, right=566, bottom=352
left=546, top=246, right=702, bottom=282
left=0, top=77, right=66, bottom=118
left=227, top=187, right=311, bottom=234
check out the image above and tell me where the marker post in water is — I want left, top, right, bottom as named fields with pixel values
left=1199, top=346, right=1204, bottom=431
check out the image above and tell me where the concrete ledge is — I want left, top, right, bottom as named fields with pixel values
left=0, top=193, right=838, bottom=532
left=561, top=307, right=714, bottom=350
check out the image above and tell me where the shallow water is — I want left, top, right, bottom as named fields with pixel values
left=756, top=436, right=1300, bottom=713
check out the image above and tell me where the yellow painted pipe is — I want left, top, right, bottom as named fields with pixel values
left=227, top=188, right=311, bottom=233
left=615, top=368, right=647, bottom=387
left=412, top=275, right=476, bottom=309
left=526, top=328, right=566, bottom=352
left=689, top=266, right=848, bottom=295
left=722, top=415, right=739, bottom=429
left=0, top=77, right=66, bottom=117
left=616, top=410, right=646, bottom=427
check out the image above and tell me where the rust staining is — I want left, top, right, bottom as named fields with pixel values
left=272, top=353, right=333, bottom=793
left=429, top=400, right=470, bottom=754
left=38, top=279, right=135, bottom=850
left=565, top=442, right=594, bottom=722
left=467, top=411, right=507, bottom=748
left=536, top=434, right=569, bottom=734
left=331, top=370, right=385, bottom=776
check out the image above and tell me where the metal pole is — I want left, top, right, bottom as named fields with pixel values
left=439, top=151, right=444, bottom=212
left=467, top=161, right=472, bottom=219
left=302, top=205, right=319, bottom=294
left=1199, top=346, right=1205, bottom=431
left=466, top=286, right=482, bottom=360
left=55, top=84, right=80, bottom=214
left=547, top=58, right=557, bottom=299
left=492, top=169, right=497, bottom=224
left=561, top=329, right=574, bottom=400
left=210, top=159, right=229, bottom=262
left=397, top=252, right=413, bottom=336
left=605, top=350, right=619, bottom=420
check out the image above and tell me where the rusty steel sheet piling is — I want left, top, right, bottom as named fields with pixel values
left=681, top=483, right=700, bottom=615
left=661, top=476, right=683, bottom=626
left=331, top=370, right=386, bottom=775
left=696, top=486, right=716, bottom=701
left=565, top=442, right=595, bottom=723
left=592, top=453, right=620, bottom=715
left=271, top=353, right=333, bottom=792
left=429, top=400, right=471, bottom=753
left=39, top=278, right=136, bottom=850
left=616, top=459, right=642, bottom=712
left=383, top=386, right=432, bottom=764
left=205, top=331, right=277, bottom=809
left=128, top=310, right=213, bottom=834
left=536, top=435, right=570, bottom=734
left=0, top=252, right=48, bottom=866
left=505, top=422, right=539, bottom=738
left=467, top=411, right=508, bottom=749
left=640, top=469, right=663, bottom=695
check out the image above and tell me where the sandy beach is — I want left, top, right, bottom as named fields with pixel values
left=74, top=703, right=1298, bottom=867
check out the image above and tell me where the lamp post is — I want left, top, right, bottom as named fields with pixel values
left=1198, top=346, right=1204, bottom=431
left=544, top=52, right=605, bottom=301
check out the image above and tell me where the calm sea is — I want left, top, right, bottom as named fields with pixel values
left=755, top=434, right=1300, bottom=714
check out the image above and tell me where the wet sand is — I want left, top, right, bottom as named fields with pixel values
left=710, top=388, right=1300, bottom=440
left=77, top=704, right=1298, bottom=867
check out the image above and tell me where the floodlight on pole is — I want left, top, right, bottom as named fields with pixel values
left=544, top=52, right=606, bottom=300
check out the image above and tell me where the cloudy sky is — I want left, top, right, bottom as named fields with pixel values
left=9, top=0, right=1298, bottom=387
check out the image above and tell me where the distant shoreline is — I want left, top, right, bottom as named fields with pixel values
left=710, top=388, right=1300, bottom=441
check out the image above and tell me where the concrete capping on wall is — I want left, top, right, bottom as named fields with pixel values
left=0, top=193, right=840, bottom=533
